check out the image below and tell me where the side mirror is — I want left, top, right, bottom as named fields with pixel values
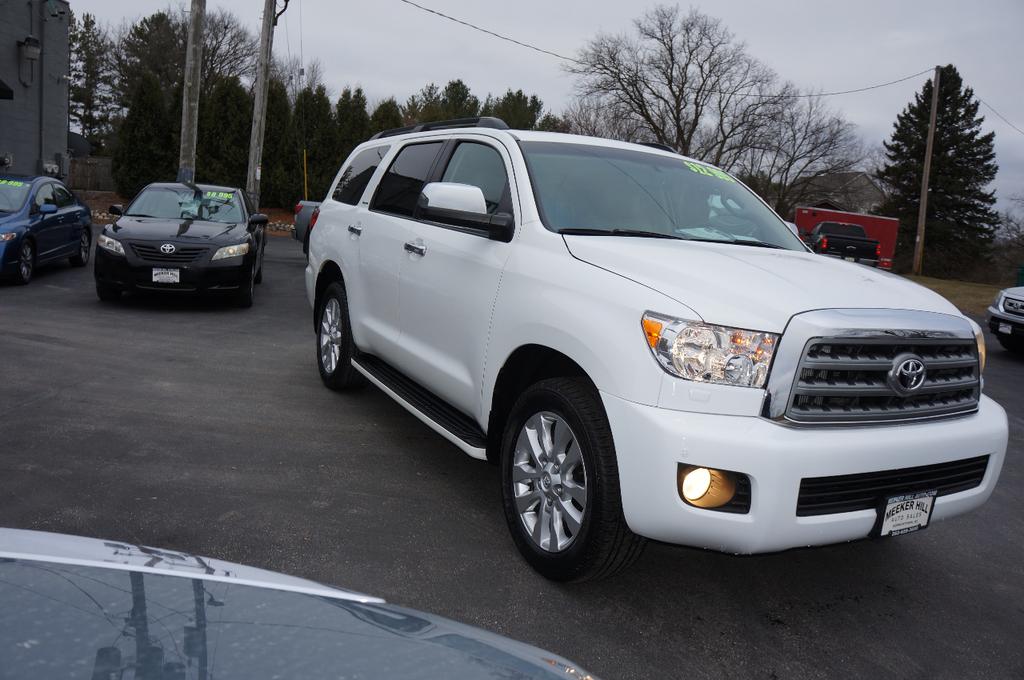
left=38, top=203, right=58, bottom=215
left=248, top=213, right=268, bottom=231
left=109, top=204, right=123, bottom=216
left=419, top=182, right=514, bottom=242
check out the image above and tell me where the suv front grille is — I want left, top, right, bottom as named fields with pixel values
left=796, top=455, right=989, bottom=516
left=786, top=337, right=980, bottom=424
left=1004, top=296, right=1024, bottom=316
left=129, top=243, right=209, bottom=264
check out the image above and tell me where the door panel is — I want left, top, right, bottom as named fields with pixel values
left=52, top=184, right=79, bottom=254
left=30, top=183, right=62, bottom=258
left=395, top=140, right=515, bottom=417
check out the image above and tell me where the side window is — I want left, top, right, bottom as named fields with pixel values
left=34, top=183, right=55, bottom=208
left=53, top=185, right=74, bottom=207
left=370, top=142, right=443, bottom=218
left=333, top=145, right=389, bottom=205
left=441, top=142, right=510, bottom=215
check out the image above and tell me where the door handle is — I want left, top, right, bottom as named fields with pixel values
left=348, top=225, right=362, bottom=236
left=403, top=241, right=426, bottom=256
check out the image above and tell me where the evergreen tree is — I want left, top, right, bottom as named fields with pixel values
left=481, top=89, right=543, bottom=129
left=370, top=98, right=404, bottom=133
left=336, top=87, right=371, bottom=164
left=877, top=64, right=999, bottom=275
left=112, top=11, right=186, bottom=108
left=439, top=79, right=480, bottom=119
left=69, top=11, right=115, bottom=152
left=261, top=78, right=296, bottom=209
left=112, top=72, right=176, bottom=198
left=292, top=85, right=339, bottom=200
left=403, top=83, right=442, bottom=124
left=196, top=77, right=253, bottom=188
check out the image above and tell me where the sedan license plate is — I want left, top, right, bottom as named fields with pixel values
left=999, top=323, right=1012, bottom=335
left=152, top=268, right=180, bottom=283
left=844, top=256, right=856, bottom=262
left=878, top=490, right=937, bottom=537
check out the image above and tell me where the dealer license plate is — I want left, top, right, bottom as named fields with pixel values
left=152, top=268, right=180, bottom=283
left=878, top=490, right=937, bottom=537
left=844, top=256, right=856, bottom=261
left=999, top=323, right=1012, bottom=335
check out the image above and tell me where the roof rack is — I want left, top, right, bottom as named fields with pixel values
left=369, top=116, right=510, bottom=140
left=639, top=142, right=677, bottom=153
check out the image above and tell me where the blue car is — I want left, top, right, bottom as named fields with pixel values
left=0, top=175, right=92, bottom=284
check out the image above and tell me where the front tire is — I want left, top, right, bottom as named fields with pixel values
left=500, top=377, right=645, bottom=582
left=235, top=264, right=255, bottom=308
left=70, top=229, right=91, bottom=266
left=996, top=335, right=1024, bottom=354
left=13, top=239, right=34, bottom=284
left=316, top=282, right=365, bottom=390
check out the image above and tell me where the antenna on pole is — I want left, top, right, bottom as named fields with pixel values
left=246, top=0, right=290, bottom=208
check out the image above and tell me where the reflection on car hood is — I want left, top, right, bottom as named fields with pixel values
left=564, top=236, right=962, bottom=332
left=0, top=529, right=597, bottom=679
left=109, top=216, right=247, bottom=244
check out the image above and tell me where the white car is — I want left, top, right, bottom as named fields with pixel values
left=306, top=117, right=1008, bottom=581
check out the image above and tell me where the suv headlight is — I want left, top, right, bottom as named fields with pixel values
left=641, top=312, right=779, bottom=388
left=967, top=318, right=986, bottom=373
left=97, top=233, right=124, bottom=255
left=211, top=242, right=250, bottom=260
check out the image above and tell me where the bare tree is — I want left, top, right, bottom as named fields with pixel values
left=567, top=5, right=780, bottom=170
left=737, top=93, right=862, bottom=216
left=199, top=8, right=258, bottom=91
left=272, top=55, right=324, bottom=103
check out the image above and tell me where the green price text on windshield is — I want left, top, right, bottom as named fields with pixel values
left=204, top=191, right=233, bottom=200
left=0, top=179, right=26, bottom=188
left=683, top=161, right=735, bottom=183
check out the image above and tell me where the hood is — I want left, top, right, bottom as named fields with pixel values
left=0, top=210, right=24, bottom=227
left=109, top=216, right=247, bottom=243
left=564, top=236, right=962, bottom=332
left=0, top=529, right=595, bottom=679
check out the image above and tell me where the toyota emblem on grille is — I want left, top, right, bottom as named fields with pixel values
left=888, top=354, right=926, bottom=395
left=160, top=243, right=176, bottom=254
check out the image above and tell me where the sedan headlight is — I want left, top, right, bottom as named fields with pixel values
left=211, top=242, right=250, bottom=260
left=0, top=232, right=17, bottom=242
left=97, top=233, right=124, bottom=255
left=641, top=312, right=779, bottom=388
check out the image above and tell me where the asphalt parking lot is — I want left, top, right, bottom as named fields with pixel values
left=1, top=231, right=1022, bottom=679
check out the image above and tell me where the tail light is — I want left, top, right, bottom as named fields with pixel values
left=820, top=236, right=828, bottom=250
left=294, top=202, right=302, bottom=215
left=309, top=207, right=320, bottom=232
left=875, top=243, right=882, bottom=258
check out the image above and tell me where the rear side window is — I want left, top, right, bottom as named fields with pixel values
left=333, top=145, right=390, bottom=205
left=53, top=184, right=74, bottom=207
left=371, top=142, right=443, bottom=218
left=440, top=142, right=510, bottom=214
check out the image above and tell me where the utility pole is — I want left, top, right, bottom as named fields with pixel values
left=912, top=65, right=941, bottom=276
left=246, top=0, right=289, bottom=207
left=177, top=0, right=206, bottom=183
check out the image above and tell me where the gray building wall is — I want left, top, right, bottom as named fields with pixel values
left=0, top=0, right=71, bottom=178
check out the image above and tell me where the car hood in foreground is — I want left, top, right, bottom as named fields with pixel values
left=564, top=236, right=962, bottom=332
left=109, top=216, right=248, bottom=244
left=0, top=529, right=595, bottom=680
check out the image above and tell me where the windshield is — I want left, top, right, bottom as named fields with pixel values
left=0, top=178, right=30, bottom=213
left=521, top=142, right=805, bottom=250
left=126, top=186, right=244, bottom=223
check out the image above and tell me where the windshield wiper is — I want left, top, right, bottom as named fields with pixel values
left=559, top=228, right=683, bottom=240
left=124, top=213, right=157, bottom=218
left=687, top=237, right=788, bottom=250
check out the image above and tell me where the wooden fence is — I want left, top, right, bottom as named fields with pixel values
left=68, top=157, right=115, bottom=191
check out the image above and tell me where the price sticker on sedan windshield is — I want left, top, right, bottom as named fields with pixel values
left=878, top=490, right=937, bottom=537
left=0, top=179, right=26, bottom=187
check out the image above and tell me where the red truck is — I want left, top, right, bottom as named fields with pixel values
left=793, top=206, right=899, bottom=270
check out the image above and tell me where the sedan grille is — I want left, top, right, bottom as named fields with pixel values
left=796, top=455, right=989, bottom=516
left=786, top=337, right=980, bottom=424
left=129, top=243, right=209, bottom=264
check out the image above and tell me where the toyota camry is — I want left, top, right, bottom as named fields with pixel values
left=93, top=182, right=267, bottom=307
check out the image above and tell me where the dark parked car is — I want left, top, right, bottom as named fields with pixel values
left=293, top=199, right=320, bottom=255
left=0, top=529, right=597, bottom=680
left=94, top=183, right=267, bottom=307
left=0, top=175, right=92, bottom=284
left=809, top=221, right=881, bottom=267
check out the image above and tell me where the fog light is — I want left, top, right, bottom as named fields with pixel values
left=679, top=466, right=736, bottom=508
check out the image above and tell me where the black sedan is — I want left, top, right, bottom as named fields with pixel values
left=94, top=182, right=267, bottom=307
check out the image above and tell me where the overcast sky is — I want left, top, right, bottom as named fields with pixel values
left=83, top=0, right=1024, bottom=208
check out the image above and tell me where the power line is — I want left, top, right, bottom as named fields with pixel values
left=979, top=98, right=1024, bottom=138
left=397, top=1, right=935, bottom=100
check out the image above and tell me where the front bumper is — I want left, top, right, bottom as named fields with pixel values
left=603, top=391, right=1008, bottom=554
left=94, top=247, right=251, bottom=293
left=986, top=306, right=1024, bottom=338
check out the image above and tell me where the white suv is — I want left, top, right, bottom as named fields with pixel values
left=306, top=117, right=1007, bottom=581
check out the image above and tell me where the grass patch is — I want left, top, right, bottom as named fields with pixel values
left=906, top=275, right=1000, bottom=316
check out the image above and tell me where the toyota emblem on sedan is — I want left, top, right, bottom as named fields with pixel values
left=888, top=354, right=927, bottom=395
left=160, top=243, right=176, bottom=254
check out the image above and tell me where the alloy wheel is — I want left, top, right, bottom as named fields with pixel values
left=319, top=298, right=343, bottom=374
left=511, top=411, right=588, bottom=553
left=19, top=241, right=33, bottom=281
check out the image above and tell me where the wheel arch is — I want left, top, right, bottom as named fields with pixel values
left=485, top=344, right=594, bottom=463
left=313, top=259, right=344, bottom=332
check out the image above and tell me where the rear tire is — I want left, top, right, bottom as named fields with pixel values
left=316, top=281, right=365, bottom=390
left=500, top=377, right=645, bottom=582
left=70, top=229, right=91, bottom=266
left=96, top=282, right=120, bottom=301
